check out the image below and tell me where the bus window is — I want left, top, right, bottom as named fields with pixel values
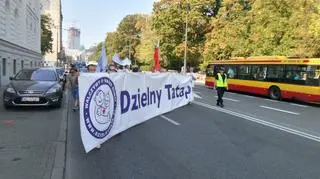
left=237, top=65, right=251, bottom=80
left=206, top=64, right=215, bottom=77
left=266, top=65, right=285, bottom=82
left=284, top=65, right=307, bottom=85
left=226, top=65, right=236, bottom=79
left=251, top=65, right=267, bottom=81
left=306, top=66, right=320, bottom=86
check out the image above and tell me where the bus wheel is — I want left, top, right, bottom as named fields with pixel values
left=269, top=86, right=281, bottom=100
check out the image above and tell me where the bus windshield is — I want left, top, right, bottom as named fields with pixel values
left=206, top=64, right=215, bottom=77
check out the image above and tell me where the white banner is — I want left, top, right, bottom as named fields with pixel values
left=79, top=72, right=194, bottom=153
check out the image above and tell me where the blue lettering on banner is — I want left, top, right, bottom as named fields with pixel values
left=120, top=84, right=192, bottom=115
left=120, top=91, right=130, bottom=114
left=120, top=87, right=162, bottom=114
left=165, top=84, right=191, bottom=100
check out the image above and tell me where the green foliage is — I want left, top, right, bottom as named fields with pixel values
left=152, top=0, right=220, bottom=70
left=136, top=16, right=156, bottom=66
left=204, top=0, right=320, bottom=61
left=88, top=42, right=108, bottom=62
left=112, top=14, right=145, bottom=60
left=89, top=0, right=320, bottom=70
left=41, top=14, right=53, bottom=56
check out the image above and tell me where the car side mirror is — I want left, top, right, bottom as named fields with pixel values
left=9, top=76, right=14, bottom=80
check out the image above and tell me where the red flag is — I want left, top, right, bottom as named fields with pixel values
left=153, top=40, right=161, bottom=71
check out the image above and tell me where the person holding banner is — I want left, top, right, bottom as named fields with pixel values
left=108, top=63, right=118, bottom=73
left=87, top=64, right=97, bottom=73
left=85, top=63, right=102, bottom=149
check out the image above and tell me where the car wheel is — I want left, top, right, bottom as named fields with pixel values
left=3, top=103, right=12, bottom=110
left=54, top=99, right=62, bottom=109
left=56, top=101, right=62, bottom=108
left=269, top=86, right=281, bottom=100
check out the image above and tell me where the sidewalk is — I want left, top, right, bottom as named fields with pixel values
left=0, top=91, right=69, bottom=179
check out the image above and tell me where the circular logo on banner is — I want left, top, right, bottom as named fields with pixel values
left=83, top=77, right=117, bottom=139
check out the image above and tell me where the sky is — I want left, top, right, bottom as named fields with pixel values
left=62, top=0, right=157, bottom=49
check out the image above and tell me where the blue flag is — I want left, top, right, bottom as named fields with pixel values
left=96, top=45, right=108, bottom=72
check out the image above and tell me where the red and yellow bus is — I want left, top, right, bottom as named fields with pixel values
left=205, top=56, right=320, bottom=104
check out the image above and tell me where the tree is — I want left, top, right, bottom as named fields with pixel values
left=104, top=14, right=149, bottom=65
left=41, top=14, right=53, bottom=55
left=204, top=0, right=253, bottom=61
left=88, top=42, right=106, bottom=62
left=136, top=15, right=159, bottom=69
left=152, top=0, right=221, bottom=70
left=203, top=0, right=320, bottom=61
left=115, top=14, right=146, bottom=61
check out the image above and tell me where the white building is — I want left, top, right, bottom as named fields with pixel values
left=68, top=26, right=81, bottom=50
left=40, top=0, right=63, bottom=67
left=64, top=48, right=85, bottom=62
left=0, top=0, right=42, bottom=87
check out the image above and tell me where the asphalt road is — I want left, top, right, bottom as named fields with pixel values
left=0, top=91, right=67, bottom=179
left=66, top=85, right=320, bottom=179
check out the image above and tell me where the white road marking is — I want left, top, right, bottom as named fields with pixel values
left=290, top=103, right=308, bottom=108
left=193, top=92, right=202, bottom=99
left=160, top=115, right=180, bottom=126
left=241, top=95, right=256, bottom=99
left=214, top=96, right=239, bottom=102
left=263, top=98, right=279, bottom=102
left=260, top=106, right=300, bottom=115
left=193, top=101, right=320, bottom=143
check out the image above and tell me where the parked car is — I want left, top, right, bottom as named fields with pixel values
left=3, top=68, right=63, bottom=109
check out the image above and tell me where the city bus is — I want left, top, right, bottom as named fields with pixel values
left=205, top=56, right=320, bottom=104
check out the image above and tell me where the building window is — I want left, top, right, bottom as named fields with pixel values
left=2, top=58, right=6, bottom=76
left=21, top=60, right=24, bottom=69
left=13, top=59, right=16, bottom=74
left=30, top=61, right=33, bottom=68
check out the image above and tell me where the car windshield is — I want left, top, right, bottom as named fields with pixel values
left=15, top=69, right=57, bottom=81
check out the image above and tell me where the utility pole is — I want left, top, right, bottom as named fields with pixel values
left=183, top=11, right=188, bottom=74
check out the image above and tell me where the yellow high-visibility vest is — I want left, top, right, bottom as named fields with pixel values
left=216, top=73, right=228, bottom=87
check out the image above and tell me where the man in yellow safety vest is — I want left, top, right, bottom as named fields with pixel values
left=215, top=67, right=228, bottom=107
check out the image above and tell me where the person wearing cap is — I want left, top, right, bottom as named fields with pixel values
left=108, top=63, right=118, bottom=73
left=87, top=64, right=97, bottom=73
left=215, top=66, right=228, bottom=107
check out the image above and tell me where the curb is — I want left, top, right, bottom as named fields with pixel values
left=51, top=91, right=69, bottom=179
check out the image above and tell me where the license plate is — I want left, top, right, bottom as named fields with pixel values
left=21, top=97, right=40, bottom=102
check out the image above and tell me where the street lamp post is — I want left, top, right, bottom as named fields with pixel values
left=183, top=11, right=188, bottom=74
